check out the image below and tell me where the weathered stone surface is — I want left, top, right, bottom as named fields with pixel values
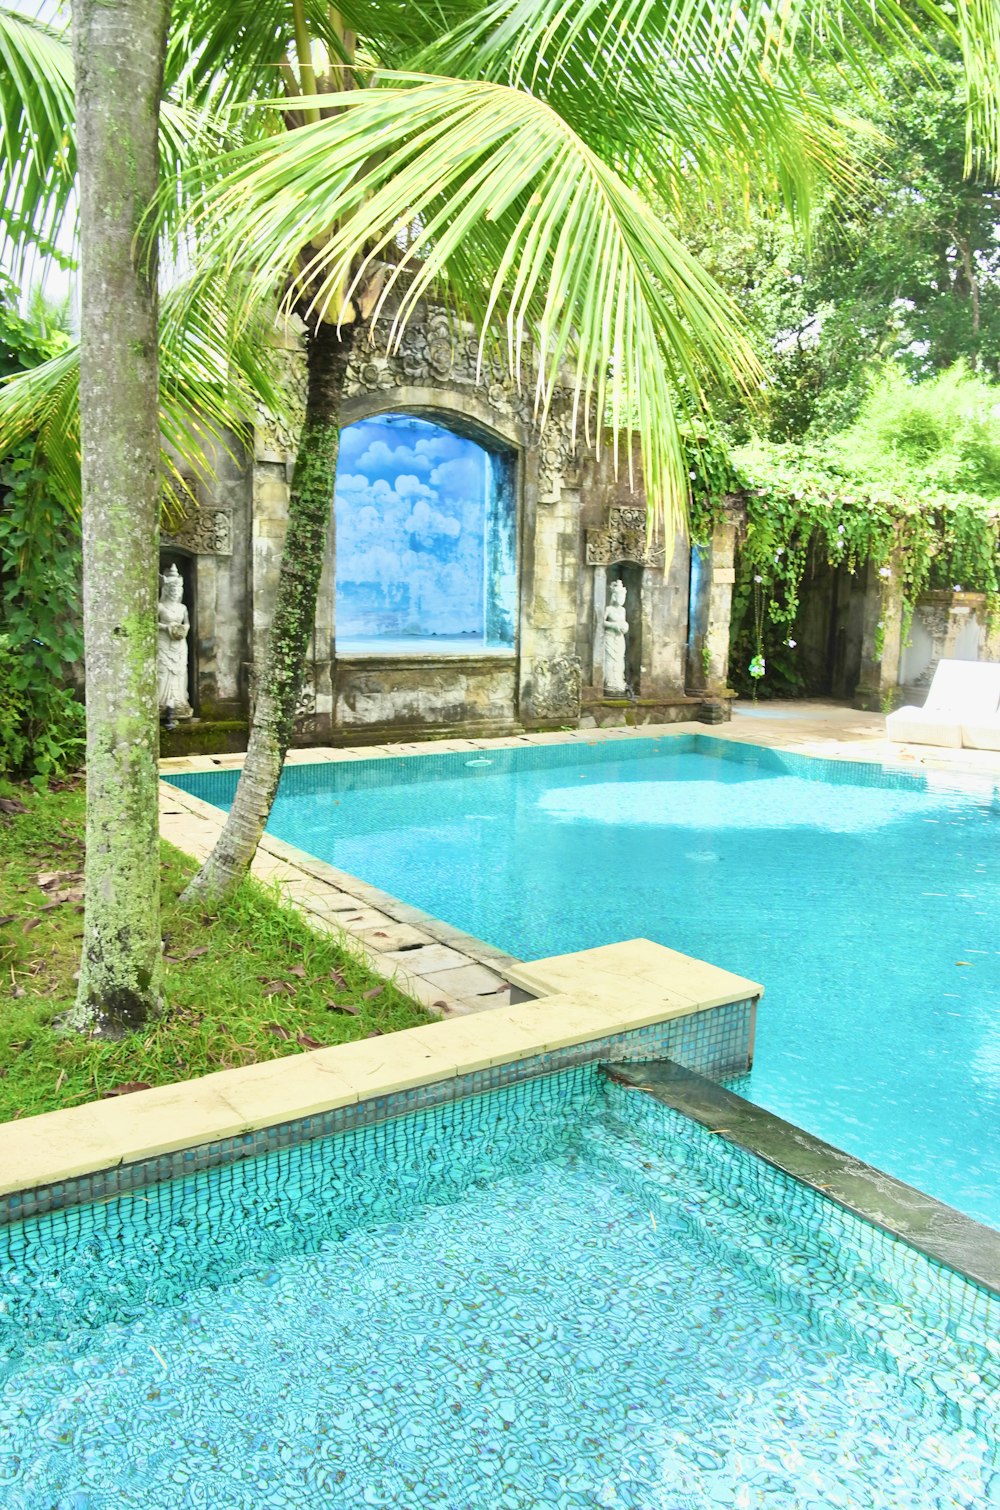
left=183, top=304, right=729, bottom=745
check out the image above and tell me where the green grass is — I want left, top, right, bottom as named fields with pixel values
left=0, top=777, right=429, bottom=1122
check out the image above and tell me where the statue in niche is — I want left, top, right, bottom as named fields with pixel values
left=157, top=563, right=192, bottom=727
left=602, top=578, right=629, bottom=694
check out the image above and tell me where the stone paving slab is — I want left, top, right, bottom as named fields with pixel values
left=421, top=962, right=507, bottom=998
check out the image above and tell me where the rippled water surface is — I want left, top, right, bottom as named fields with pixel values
left=2, top=1070, right=998, bottom=1508
left=176, top=736, right=1000, bottom=1227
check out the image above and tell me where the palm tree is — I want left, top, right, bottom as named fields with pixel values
left=2, top=0, right=998, bottom=942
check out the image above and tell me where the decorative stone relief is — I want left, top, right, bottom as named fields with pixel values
left=586, top=505, right=662, bottom=566
left=162, top=506, right=233, bottom=556
left=253, top=345, right=307, bottom=463
left=524, top=654, right=582, bottom=721
left=295, top=675, right=317, bottom=717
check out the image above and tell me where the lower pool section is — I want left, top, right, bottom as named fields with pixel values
left=2, top=1067, right=997, bottom=1509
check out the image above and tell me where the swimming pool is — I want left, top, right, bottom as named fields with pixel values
left=172, top=736, right=1000, bottom=1229
left=2, top=1065, right=997, bottom=1508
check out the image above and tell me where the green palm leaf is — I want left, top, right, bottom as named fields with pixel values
left=0, top=6, right=75, bottom=274
left=182, top=76, right=767, bottom=542
left=420, top=0, right=1000, bottom=173
left=0, top=278, right=288, bottom=516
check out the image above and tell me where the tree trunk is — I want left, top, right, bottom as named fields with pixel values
left=69, top=0, right=172, bottom=1036
left=182, top=320, right=354, bottom=905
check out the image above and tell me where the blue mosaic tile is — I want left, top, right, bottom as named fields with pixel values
left=1, top=1063, right=997, bottom=1508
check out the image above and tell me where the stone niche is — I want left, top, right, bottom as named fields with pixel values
left=175, top=307, right=737, bottom=747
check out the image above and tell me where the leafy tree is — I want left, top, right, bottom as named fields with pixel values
left=685, top=44, right=1000, bottom=442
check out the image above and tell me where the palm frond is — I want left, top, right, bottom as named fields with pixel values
left=0, top=278, right=290, bottom=517
left=419, top=0, right=1000, bottom=174
left=180, top=76, right=767, bottom=542
left=0, top=6, right=75, bottom=275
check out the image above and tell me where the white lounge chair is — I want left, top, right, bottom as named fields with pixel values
left=962, top=704, right=1000, bottom=750
left=886, top=658, right=1000, bottom=748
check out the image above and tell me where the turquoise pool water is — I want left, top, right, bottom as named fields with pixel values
left=2, top=1067, right=998, bottom=1508
left=173, top=737, right=1000, bottom=1229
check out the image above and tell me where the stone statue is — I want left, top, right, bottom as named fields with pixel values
left=157, top=563, right=192, bottom=726
left=603, top=578, right=629, bottom=694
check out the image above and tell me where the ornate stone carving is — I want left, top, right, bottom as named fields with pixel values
left=586, top=505, right=662, bottom=566
left=253, top=345, right=307, bottom=463
left=524, top=654, right=581, bottom=721
left=162, top=506, right=233, bottom=556
left=295, top=676, right=317, bottom=717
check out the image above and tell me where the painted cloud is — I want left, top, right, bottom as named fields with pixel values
left=334, top=413, right=512, bottom=643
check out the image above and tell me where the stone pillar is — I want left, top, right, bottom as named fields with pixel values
left=591, top=565, right=607, bottom=691
left=640, top=527, right=690, bottom=696
left=685, top=513, right=737, bottom=709
left=984, top=605, right=1000, bottom=663
left=854, top=551, right=905, bottom=710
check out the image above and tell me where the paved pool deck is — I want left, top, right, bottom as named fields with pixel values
left=158, top=699, right=1000, bottom=1017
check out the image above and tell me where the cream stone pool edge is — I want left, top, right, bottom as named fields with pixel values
left=0, top=941, right=760, bottom=1215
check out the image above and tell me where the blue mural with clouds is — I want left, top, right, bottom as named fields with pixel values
left=334, top=413, right=516, bottom=650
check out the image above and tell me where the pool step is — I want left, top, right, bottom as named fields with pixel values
left=578, top=1106, right=1000, bottom=1446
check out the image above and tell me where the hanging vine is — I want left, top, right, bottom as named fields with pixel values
left=683, top=435, right=1000, bottom=697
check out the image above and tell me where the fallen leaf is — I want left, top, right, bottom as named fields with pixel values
left=265, top=1022, right=291, bottom=1040
left=39, top=900, right=64, bottom=912
left=22, top=919, right=40, bottom=933
left=956, top=960, right=973, bottom=967
left=329, top=969, right=348, bottom=989
left=289, top=964, right=307, bottom=979
left=0, top=797, right=28, bottom=815
left=260, top=980, right=292, bottom=996
left=362, top=986, right=384, bottom=1000
left=178, top=946, right=210, bottom=961
left=101, top=1082, right=152, bottom=1098
left=296, top=1032, right=324, bottom=1049
left=10, top=985, right=25, bottom=999
left=326, top=1000, right=359, bottom=1016
left=365, top=1029, right=383, bottom=1039
left=0, top=915, right=17, bottom=927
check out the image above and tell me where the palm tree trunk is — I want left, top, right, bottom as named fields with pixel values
left=69, top=0, right=171, bottom=1036
left=182, top=320, right=354, bottom=905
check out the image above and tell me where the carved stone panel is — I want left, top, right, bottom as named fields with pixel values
left=586, top=505, right=662, bottom=566
left=523, top=653, right=582, bottom=721
left=162, top=504, right=233, bottom=556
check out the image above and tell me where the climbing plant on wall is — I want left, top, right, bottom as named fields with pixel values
left=684, top=369, right=1000, bottom=698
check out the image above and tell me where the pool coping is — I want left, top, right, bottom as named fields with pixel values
left=0, top=945, right=762, bottom=1209
left=607, top=1060, right=1000, bottom=1298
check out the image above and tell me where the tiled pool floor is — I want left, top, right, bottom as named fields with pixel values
left=2, top=1070, right=997, bottom=1509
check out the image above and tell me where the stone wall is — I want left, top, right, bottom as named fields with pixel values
left=169, top=310, right=730, bottom=746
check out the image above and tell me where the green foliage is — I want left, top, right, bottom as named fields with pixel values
left=834, top=362, right=1000, bottom=496
left=709, top=389, right=1000, bottom=695
left=683, top=49, right=1000, bottom=445
left=0, top=283, right=84, bottom=782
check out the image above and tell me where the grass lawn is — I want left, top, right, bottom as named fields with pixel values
left=0, top=777, right=429, bottom=1122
